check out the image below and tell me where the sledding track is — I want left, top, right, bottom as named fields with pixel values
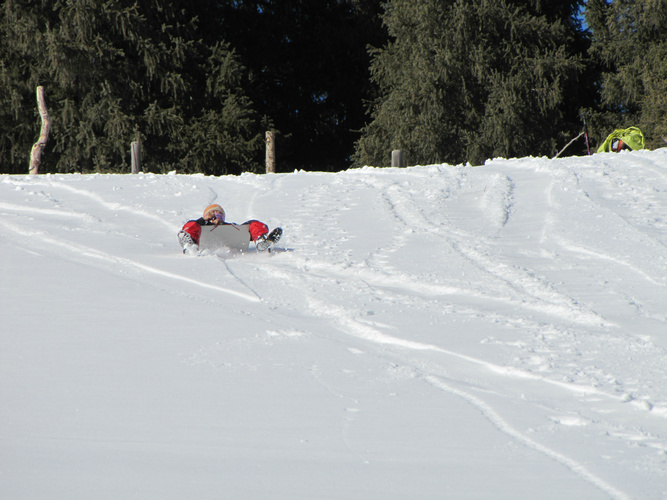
left=1, top=151, right=666, bottom=499
left=226, top=160, right=664, bottom=499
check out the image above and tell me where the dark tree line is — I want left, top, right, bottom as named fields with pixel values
left=1, top=0, right=665, bottom=174
left=356, top=0, right=593, bottom=166
left=216, top=0, right=386, bottom=172
left=0, top=0, right=264, bottom=175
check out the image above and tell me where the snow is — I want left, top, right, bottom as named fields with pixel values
left=1, top=149, right=666, bottom=499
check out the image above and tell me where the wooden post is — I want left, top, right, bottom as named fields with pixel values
left=265, top=130, right=275, bottom=174
left=391, top=149, right=405, bottom=168
left=29, top=86, right=50, bottom=175
left=131, top=141, right=141, bottom=173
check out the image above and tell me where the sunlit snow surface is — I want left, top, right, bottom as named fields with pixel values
left=1, top=150, right=666, bottom=499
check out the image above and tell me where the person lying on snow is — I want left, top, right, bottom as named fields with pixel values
left=178, top=204, right=282, bottom=254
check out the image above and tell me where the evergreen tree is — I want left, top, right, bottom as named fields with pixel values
left=586, top=0, right=667, bottom=148
left=217, top=0, right=386, bottom=172
left=354, top=0, right=591, bottom=167
left=0, top=0, right=263, bottom=174
left=353, top=0, right=463, bottom=167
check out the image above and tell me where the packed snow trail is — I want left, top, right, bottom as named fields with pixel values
left=1, top=149, right=666, bottom=499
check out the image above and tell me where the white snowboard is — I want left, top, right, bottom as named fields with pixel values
left=198, top=223, right=250, bottom=253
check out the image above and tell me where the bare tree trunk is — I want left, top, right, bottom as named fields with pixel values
left=29, top=86, right=50, bottom=175
left=265, top=130, right=276, bottom=174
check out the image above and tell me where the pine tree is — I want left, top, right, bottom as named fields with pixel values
left=354, top=0, right=591, bottom=167
left=586, top=0, right=667, bottom=148
left=0, top=0, right=263, bottom=174
left=176, top=41, right=264, bottom=176
left=353, top=0, right=463, bottom=167
left=216, top=0, right=386, bottom=172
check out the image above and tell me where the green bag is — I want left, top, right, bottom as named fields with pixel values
left=597, top=126, right=645, bottom=153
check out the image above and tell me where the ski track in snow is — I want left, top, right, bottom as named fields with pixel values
left=0, top=176, right=263, bottom=303
left=373, top=177, right=611, bottom=327
left=423, top=375, right=631, bottom=500
left=253, top=277, right=641, bottom=500
left=218, top=162, right=664, bottom=498
left=2, top=176, right=182, bottom=232
left=0, top=218, right=260, bottom=303
left=2, top=151, right=666, bottom=499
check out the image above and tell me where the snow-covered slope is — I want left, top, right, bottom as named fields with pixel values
left=1, top=150, right=666, bottom=499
